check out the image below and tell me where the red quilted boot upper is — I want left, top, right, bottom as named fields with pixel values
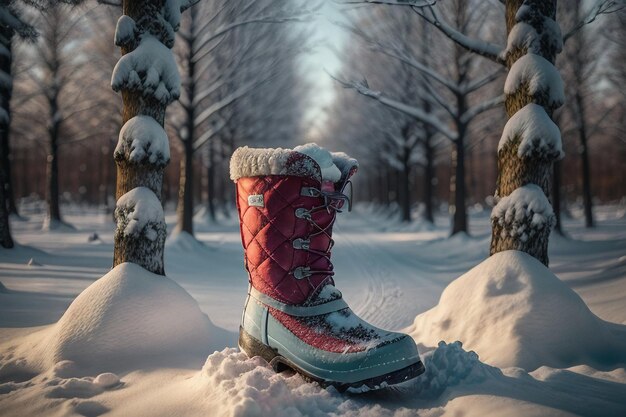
left=232, top=147, right=357, bottom=306
left=236, top=174, right=338, bottom=305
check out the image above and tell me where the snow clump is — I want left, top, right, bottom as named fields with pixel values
left=111, top=35, right=180, bottom=104
left=499, top=103, right=563, bottom=159
left=505, top=53, right=564, bottom=108
left=410, top=341, right=495, bottom=399
left=491, top=184, right=554, bottom=242
left=116, top=115, right=170, bottom=165
left=114, top=15, right=136, bottom=47
left=115, top=187, right=164, bottom=240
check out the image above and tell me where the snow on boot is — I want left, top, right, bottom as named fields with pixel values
left=230, top=144, right=425, bottom=391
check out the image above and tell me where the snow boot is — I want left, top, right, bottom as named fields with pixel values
left=230, top=144, right=424, bottom=391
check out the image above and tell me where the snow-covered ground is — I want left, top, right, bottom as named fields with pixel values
left=1, top=203, right=625, bottom=416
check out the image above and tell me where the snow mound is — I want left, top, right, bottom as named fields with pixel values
left=50, top=262, right=218, bottom=368
left=166, top=230, right=213, bottom=253
left=42, top=217, right=76, bottom=232
left=408, top=250, right=624, bottom=371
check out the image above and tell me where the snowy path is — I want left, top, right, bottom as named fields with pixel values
left=1, top=206, right=625, bottom=331
left=1, top=205, right=626, bottom=417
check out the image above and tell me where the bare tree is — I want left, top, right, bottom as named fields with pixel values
left=336, top=0, right=503, bottom=233
left=191, top=0, right=311, bottom=224
left=81, top=6, right=123, bottom=213
left=557, top=2, right=616, bottom=228
left=25, top=4, right=90, bottom=229
left=169, top=1, right=311, bottom=236
left=0, top=2, right=37, bottom=247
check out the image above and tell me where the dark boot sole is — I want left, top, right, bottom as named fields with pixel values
left=238, top=326, right=425, bottom=393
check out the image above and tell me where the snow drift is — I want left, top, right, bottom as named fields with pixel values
left=408, top=250, right=625, bottom=371
left=48, top=262, right=228, bottom=369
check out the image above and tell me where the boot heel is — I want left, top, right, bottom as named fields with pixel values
left=238, top=326, right=279, bottom=364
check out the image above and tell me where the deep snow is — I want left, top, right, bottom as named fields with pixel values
left=1, top=203, right=626, bottom=416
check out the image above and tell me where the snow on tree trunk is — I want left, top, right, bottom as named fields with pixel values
left=112, top=0, right=193, bottom=274
left=490, top=0, right=564, bottom=266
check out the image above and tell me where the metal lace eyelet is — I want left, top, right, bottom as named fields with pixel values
left=301, top=187, right=320, bottom=197
left=292, top=238, right=310, bottom=250
left=295, top=208, right=310, bottom=219
left=293, top=266, right=311, bottom=280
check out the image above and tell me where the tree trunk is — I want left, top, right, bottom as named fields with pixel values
left=206, top=141, right=216, bottom=223
left=46, top=99, right=62, bottom=226
left=0, top=26, right=14, bottom=247
left=423, top=135, right=435, bottom=223
left=450, top=136, right=467, bottom=235
left=451, top=87, right=468, bottom=235
left=113, top=0, right=185, bottom=274
left=490, top=0, right=563, bottom=266
left=552, top=159, right=562, bottom=235
left=451, top=38, right=469, bottom=236
left=0, top=164, right=12, bottom=248
left=1, top=127, right=18, bottom=217
left=400, top=162, right=411, bottom=222
left=175, top=13, right=196, bottom=236
left=1, top=32, right=18, bottom=218
left=177, top=140, right=194, bottom=234
left=400, top=126, right=412, bottom=222
left=574, top=91, right=593, bottom=228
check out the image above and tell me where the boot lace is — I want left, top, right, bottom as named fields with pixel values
left=291, top=181, right=353, bottom=290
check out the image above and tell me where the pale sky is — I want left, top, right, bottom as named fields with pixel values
left=300, top=2, right=349, bottom=139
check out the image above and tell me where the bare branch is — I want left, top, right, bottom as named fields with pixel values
left=563, top=0, right=625, bottom=44
left=462, top=67, right=505, bottom=94
left=193, top=75, right=273, bottom=129
left=460, top=94, right=504, bottom=124
left=330, top=73, right=458, bottom=141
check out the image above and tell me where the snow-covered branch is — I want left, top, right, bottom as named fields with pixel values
left=413, top=5, right=505, bottom=65
left=331, top=74, right=457, bottom=141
